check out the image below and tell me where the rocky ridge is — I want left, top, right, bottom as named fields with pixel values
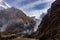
left=0, top=7, right=36, bottom=35
left=28, top=0, right=60, bottom=40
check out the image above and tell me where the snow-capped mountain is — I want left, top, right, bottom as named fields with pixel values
left=0, top=0, right=11, bottom=10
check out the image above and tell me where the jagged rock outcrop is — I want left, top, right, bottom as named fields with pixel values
left=0, top=7, right=36, bottom=35
left=29, top=0, right=60, bottom=40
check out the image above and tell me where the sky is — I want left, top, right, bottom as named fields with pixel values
left=1, top=0, right=55, bottom=18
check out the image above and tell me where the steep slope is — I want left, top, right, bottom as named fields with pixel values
left=0, top=7, right=36, bottom=35
left=28, top=0, right=60, bottom=40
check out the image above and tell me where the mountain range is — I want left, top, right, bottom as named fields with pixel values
left=0, top=0, right=37, bottom=35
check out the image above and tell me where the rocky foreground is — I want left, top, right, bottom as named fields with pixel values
left=0, top=0, right=60, bottom=40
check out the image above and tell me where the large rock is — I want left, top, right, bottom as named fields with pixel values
left=0, top=7, right=36, bottom=35
left=29, top=0, right=60, bottom=40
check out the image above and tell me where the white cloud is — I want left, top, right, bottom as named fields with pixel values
left=27, top=7, right=49, bottom=18
left=20, top=0, right=55, bottom=9
left=19, top=0, right=55, bottom=18
left=0, top=0, right=11, bottom=9
left=4, top=1, right=11, bottom=7
left=0, top=0, right=3, bottom=2
left=2, top=0, right=55, bottom=18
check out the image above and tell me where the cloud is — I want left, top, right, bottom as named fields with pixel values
left=26, top=7, right=49, bottom=18
left=19, top=0, right=55, bottom=18
left=0, top=0, right=3, bottom=2
left=0, top=0, right=11, bottom=9
left=17, top=0, right=37, bottom=7
left=3, top=0, right=55, bottom=18
left=20, top=0, right=55, bottom=9
left=4, top=0, right=37, bottom=8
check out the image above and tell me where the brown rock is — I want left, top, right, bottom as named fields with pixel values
left=0, top=7, right=36, bottom=35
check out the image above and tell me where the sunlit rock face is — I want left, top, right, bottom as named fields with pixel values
left=0, top=7, right=36, bottom=35
left=28, top=0, right=60, bottom=40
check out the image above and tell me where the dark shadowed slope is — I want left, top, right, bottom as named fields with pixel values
left=28, top=0, right=60, bottom=40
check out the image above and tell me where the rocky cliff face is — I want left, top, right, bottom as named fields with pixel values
left=0, top=7, right=36, bottom=35
left=29, top=0, right=60, bottom=40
